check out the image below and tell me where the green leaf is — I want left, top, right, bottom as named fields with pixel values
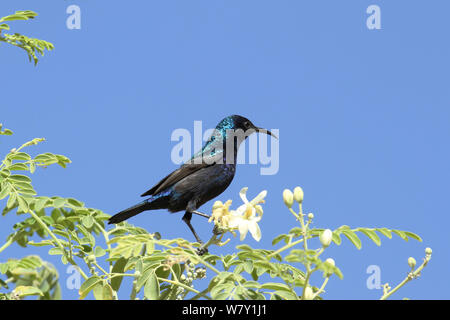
left=6, top=192, right=17, bottom=209
left=243, top=260, right=253, bottom=274
left=392, top=230, right=408, bottom=241
left=52, top=198, right=66, bottom=208
left=9, top=174, right=32, bottom=183
left=332, top=232, right=342, bottom=245
left=28, top=240, right=53, bottom=247
left=0, top=185, right=10, bottom=200
left=67, top=198, right=84, bottom=207
left=34, top=197, right=49, bottom=211
left=144, top=272, right=160, bottom=300
left=357, top=228, right=381, bottom=246
left=0, top=14, right=30, bottom=22
left=82, top=216, right=94, bottom=229
left=13, top=286, right=43, bottom=297
left=136, top=267, right=153, bottom=292
left=404, top=231, right=422, bottom=242
left=110, top=258, right=128, bottom=291
left=79, top=276, right=102, bottom=300
left=236, top=244, right=253, bottom=251
left=273, top=290, right=298, bottom=300
left=7, top=163, right=29, bottom=171
left=8, top=152, right=30, bottom=161
left=48, top=247, right=64, bottom=256
left=17, top=196, right=29, bottom=213
left=288, top=227, right=303, bottom=237
left=260, top=282, right=292, bottom=291
left=211, top=283, right=233, bottom=300
left=376, top=228, right=392, bottom=239
left=243, top=281, right=261, bottom=289
left=272, top=234, right=289, bottom=245
left=341, top=229, right=362, bottom=250
left=94, top=246, right=106, bottom=258
left=93, top=282, right=114, bottom=300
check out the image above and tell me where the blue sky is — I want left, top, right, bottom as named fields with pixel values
left=1, top=1, right=449, bottom=299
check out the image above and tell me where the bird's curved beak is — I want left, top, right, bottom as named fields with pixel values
left=255, top=127, right=278, bottom=140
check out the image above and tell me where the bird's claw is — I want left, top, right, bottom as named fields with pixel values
left=196, top=247, right=209, bottom=256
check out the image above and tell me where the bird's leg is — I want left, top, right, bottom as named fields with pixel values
left=182, top=211, right=202, bottom=243
left=183, top=200, right=209, bottom=255
left=192, top=210, right=211, bottom=219
left=182, top=211, right=208, bottom=256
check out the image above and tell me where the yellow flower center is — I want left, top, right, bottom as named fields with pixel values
left=243, top=204, right=254, bottom=219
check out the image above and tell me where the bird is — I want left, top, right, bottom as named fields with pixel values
left=108, top=115, right=277, bottom=247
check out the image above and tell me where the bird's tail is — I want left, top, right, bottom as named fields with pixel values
left=108, top=195, right=169, bottom=224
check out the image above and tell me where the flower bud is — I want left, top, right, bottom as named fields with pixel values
left=307, top=213, right=314, bottom=220
left=304, top=286, right=314, bottom=300
left=319, top=229, right=333, bottom=248
left=293, top=187, right=304, bottom=203
left=425, top=247, right=432, bottom=255
left=325, top=258, right=335, bottom=267
left=407, top=257, right=416, bottom=269
left=283, top=189, right=294, bottom=208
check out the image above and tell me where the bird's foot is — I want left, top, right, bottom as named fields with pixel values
left=213, top=225, right=225, bottom=236
left=196, top=246, right=209, bottom=256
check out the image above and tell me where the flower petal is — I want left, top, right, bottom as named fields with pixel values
left=228, top=215, right=242, bottom=228
left=254, top=205, right=264, bottom=216
left=250, top=190, right=267, bottom=205
left=239, top=187, right=249, bottom=204
left=238, top=220, right=249, bottom=241
left=235, top=204, right=247, bottom=215
left=248, top=221, right=262, bottom=241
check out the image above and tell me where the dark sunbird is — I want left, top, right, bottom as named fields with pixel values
left=108, top=115, right=277, bottom=248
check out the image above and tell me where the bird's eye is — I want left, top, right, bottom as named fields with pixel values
left=244, top=121, right=250, bottom=128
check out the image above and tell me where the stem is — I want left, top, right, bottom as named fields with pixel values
left=189, top=249, right=221, bottom=275
left=130, top=280, right=138, bottom=300
left=94, top=221, right=113, bottom=273
left=313, top=276, right=330, bottom=299
left=93, top=262, right=109, bottom=276
left=158, top=277, right=211, bottom=300
left=191, top=287, right=211, bottom=300
left=198, top=234, right=219, bottom=253
left=297, top=202, right=314, bottom=300
left=268, top=238, right=305, bottom=259
left=27, top=209, right=88, bottom=280
left=289, top=208, right=300, bottom=221
left=155, top=239, right=221, bottom=275
left=380, top=255, right=431, bottom=300
left=0, top=237, right=13, bottom=254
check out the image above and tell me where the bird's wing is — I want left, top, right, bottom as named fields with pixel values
left=140, top=162, right=214, bottom=197
left=141, top=139, right=224, bottom=197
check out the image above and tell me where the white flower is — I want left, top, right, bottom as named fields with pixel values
left=319, top=229, right=333, bottom=248
left=209, top=200, right=233, bottom=228
left=408, top=257, right=416, bottom=269
left=293, top=187, right=304, bottom=203
left=325, top=258, right=335, bottom=267
left=282, top=189, right=294, bottom=208
left=228, top=187, right=267, bottom=242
